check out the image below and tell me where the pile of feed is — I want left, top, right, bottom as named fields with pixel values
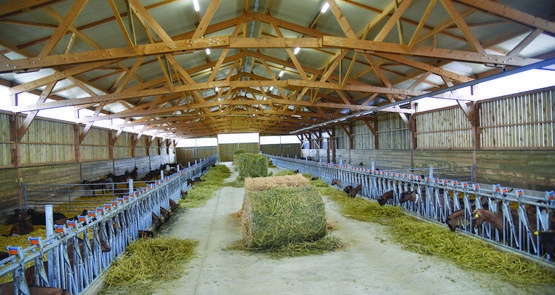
left=101, top=237, right=197, bottom=295
left=323, top=186, right=555, bottom=286
left=241, top=186, right=327, bottom=248
left=236, top=153, right=268, bottom=180
left=244, top=174, right=308, bottom=192
left=181, top=164, right=231, bottom=208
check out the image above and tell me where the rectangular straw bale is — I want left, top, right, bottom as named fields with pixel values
left=237, top=153, right=268, bottom=179
left=244, top=174, right=309, bottom=192
left=241, top=186, right=327, bottom=248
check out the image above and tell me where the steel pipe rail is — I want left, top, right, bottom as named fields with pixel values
left=265, top=154, right=555, bottom=264
left=0, top=156, right=218, bottom=294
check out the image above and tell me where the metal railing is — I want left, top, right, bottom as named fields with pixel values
left=0, top=156, right=218, bottom=294
left=265, top=154, right=555, bottom=264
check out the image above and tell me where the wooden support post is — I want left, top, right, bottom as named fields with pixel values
left=109, top=130, right=115, bottom=159
left=146, top=136, right=152, bottom=157
left=9, top=114, right=23, bottom=206
left=131, top=134, right=138, bottom=158
left=157, top=138, right=162, bottom=155
left=74, top=124, right=81, bottom=162
left=331, top=127, right=336, bottom=164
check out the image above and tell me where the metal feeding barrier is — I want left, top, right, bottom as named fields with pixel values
left=0, top=156, right=217, bottom=295
left=266, top=154, right=555, bottom=264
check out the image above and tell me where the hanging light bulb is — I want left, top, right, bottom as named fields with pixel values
left=294, top=47, right=301, bottom=55
left=269, top=86, right=274, bottom=91
left=279, top=70, right=285, bottom=77
left=206, top=48, right=211, bottom=55
left=321, top=2, right=329, bottom=13
left=193, top=0, right=200, bottom=12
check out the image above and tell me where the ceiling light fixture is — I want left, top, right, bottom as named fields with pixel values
left=294, top=47, right=301, bottom=55
left=279, top=70, right=285, bottom=77
left=321, top=2, right=329, bottom=13
left=205, top=48, right=210, bottom=55
left=193, top=0, right=200, bottom=12
left=215, top=86, right=219, bottom=92
left=269, top=86, right=274, bottom=91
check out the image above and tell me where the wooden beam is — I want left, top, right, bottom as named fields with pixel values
left=408, top=0, right=438, bottom=50
left=374, top=0, right=413, bottom=42
left=327, top=0, right=357, bottom=39
left=191, top=0, right=221, bottom=39
left=39, top=0, right=89, bottom=57
left=0, top=0, right=61, bottom=19
left=18, top=81, right=56, bottom=138
left=439, top=0, right=484, bottom=52
left=454, top=0, right=555, bottom=36
left=128, top=0, right=172, bottom=43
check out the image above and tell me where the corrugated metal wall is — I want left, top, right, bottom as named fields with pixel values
left=416, top=106, right=472, bottom=149
left=480, top=89, right=555, bottom=149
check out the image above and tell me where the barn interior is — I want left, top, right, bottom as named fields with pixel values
left=1, top=0, right=555, bottom=293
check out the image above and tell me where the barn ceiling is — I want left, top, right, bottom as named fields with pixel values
left=1, top=0, right=555, bottom=139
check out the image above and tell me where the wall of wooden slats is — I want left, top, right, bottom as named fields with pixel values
left=352, top=120, right=374, bottom=149
left=176, top=146, right=218, bottom=165
left=475, top=150, right=555, bottom=191
left=416, top=107, right=472, bottom=149
left=480, top=89, right=555, bottom=149
left=376, top=113, right=410, bottom=149
left=1, top=113, right=12, bottom=166
left=260, top=144, right=301, bottom=157
left=0, top=168, right=18, bottom=209
left=218, top=142, right=259, bottom=161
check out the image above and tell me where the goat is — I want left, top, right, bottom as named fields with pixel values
left=138, top=230, right=154, bottom=238
left=160, top=207, right=171, bottom=222
left=445, top=198, right=490, bottom=232
left=293, top=169, right=299, bottom=174
left=25, top=229, right=111, bottom=287
left=535, top=230, right=555, bottom=257
left=400, top=190, right=452, bottom=208
left=81, top=178, right=111, bottom=196
left=9, top=214, right=34, bottom=236
left=0, top=283, right=70, bottom=295
left=311, top=176, right=319, bottom=181
left=343, top=185, right=353, bottom=196
left=5, top=208, right=28, bottom=224
left=27, top=209, right=67, bottom=226
left=349, top=184, right=362, bottom=198
left=180, top=190, right=188, bottom=198
left=331, top=179, right=342, bottom=187
left=169, top=199, right=179, bottom=212
left=152, top=213, right=163, bottom=230
left=107, top=172, right=129, bottom=183
left=130, top=167, right=139, bottom=181
left=377, top=190, right=394, bottom=206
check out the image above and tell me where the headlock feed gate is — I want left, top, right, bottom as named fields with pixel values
left=0, top=156, right=217, bottom=295
left=266, top=154, right=555, bottom=264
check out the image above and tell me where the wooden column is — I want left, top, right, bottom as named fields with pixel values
left=131, top=134, right=138, bottom=158
left=146, top=136, right=152, bottom=157
left=73, top=124, right=81, bottom=162
left=157, top=138, right=162, bottom=155
left=9, top=114, right=23, bottom=206
left=108, top=130, right=115, bottom=159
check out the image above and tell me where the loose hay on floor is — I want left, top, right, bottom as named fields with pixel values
left=244, top=174, right=308, bottom=192
left=226, top=235, right=344, bottom=259
left=180, top=165, right=231, bottom=208
left=101, top=238, right=197, bottom=295
left=241, top=186, right=327, bottom=248
left=322, top=186, right=555, bottom=287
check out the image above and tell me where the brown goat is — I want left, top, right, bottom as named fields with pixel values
left=27, top=209, right=67, bottom=226
left=9, top=215, right=34, bottom=236
left=152, top=213, right=163, bottom=230
left=349, top=184, right=362, bottom=198
left=331, top=179, right=342, bottom=187
left=377, top=190, right=394, bottom=206
left=160, top=207, right=171, bottom=222
left=169, top=199, right=179, bottom=211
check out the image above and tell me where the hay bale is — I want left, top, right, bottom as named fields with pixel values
left=244, top=174, right=308, bottom=192
left=232, top=149, right=245, bottom=165
left=241, top=186, right=327, bottom=248
left=236, top=153, right=268, bottom=180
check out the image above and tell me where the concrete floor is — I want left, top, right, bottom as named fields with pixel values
left=153, top=164, right=550, bottom=295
